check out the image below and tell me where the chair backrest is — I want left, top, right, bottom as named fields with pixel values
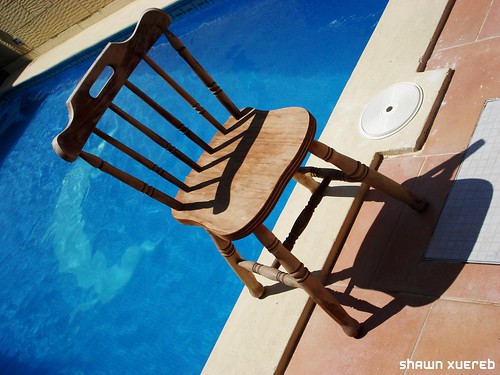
left=52, top=8, right=243, bottom=211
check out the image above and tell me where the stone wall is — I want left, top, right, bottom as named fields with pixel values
left=0, top=0, right=134, bottom=68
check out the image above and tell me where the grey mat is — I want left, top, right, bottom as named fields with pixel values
left=426, top=99, right=500, bottom=264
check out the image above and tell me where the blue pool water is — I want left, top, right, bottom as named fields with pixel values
left=0, top=0, right=386, bottom=373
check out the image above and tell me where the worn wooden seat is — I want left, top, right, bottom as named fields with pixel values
left=53, top=8, right=427, bottom=338
left=173, top=107, right=315, bottom=239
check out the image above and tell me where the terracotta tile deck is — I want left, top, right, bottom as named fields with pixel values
left=286, top=1, right=500, bottom=374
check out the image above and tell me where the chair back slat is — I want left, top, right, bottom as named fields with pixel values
left=143, top=55, right=228, bottom=134
left=53, top=9, right=172, bottom=162
left=53, top=8, right=243, bottom=209
left=164, top=29, right=243, bottom=119
left=92, top=128, right=189, bottom=191
left=79, top=151, right=183, bottom=210
left=123, top=80, right=213, bottom=153
left=109, top=103, right=202, bottom=172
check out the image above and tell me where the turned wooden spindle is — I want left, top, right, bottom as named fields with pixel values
left=109, top=103, right=202, bottom=172
left=238, top=260, right=300, bottom=288
left=92, top=128, right=190, bottom=191
left=271, top=176, right=331, bottom=269
left=79, top=151, right=183, bottom=210
left=254, top=224, right=361, bottom=338
left=124, top=79, right=215, bottom=152
left=164, top=29, right=242, bottom=120
left=208, top=232, right=265, bottom=299
left=310, top=140, right=428, bottom=211
left=143, top=55, right=228, bottom=134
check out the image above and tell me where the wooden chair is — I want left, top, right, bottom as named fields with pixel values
left=52, top=8, right=427, bottom=338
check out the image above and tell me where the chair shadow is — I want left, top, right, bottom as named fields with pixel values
left=324, top=139, right=492, bottom=338
left=180, top=108, right=269, bottom=213
left=261, top=140, right=492, bottom=338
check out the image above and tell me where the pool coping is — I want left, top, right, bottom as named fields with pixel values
left=202, top=1, right=454, bottom=374
left=0, top=0, right=180, bottom=94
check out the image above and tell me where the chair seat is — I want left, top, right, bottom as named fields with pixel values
left=172, top=107, right=316, bottom=240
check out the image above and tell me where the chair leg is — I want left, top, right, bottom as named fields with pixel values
left=208, top=231, right=265, bottom=299
left=310, top=140, right=428, bottom=211
left=253, top=224, right=361, bottom=338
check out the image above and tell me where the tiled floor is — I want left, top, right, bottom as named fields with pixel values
left=286, top=1, right=500, bottom=373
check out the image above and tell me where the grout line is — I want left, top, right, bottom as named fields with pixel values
left=404, top=301, right=435, bottom=375
left=385, top=150, right=459, bottom=160
left=366, top=200, right=406, bottom=290
left=433, top=33, right=500, bottom=53
left=475, top=0, right=494, bottom=42
left=416, top=155, right=428, bottom=179
left=438, top=295, right=500, bottom=306
left=366, top=154, right=429, bottom=290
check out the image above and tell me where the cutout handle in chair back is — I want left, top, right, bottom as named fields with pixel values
left=53, top=9, right=172, bottom=162
left=52, top=8, right=243, bottom=211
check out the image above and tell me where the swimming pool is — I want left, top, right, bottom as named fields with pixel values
left=0, top=0, right=387, bottom=373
